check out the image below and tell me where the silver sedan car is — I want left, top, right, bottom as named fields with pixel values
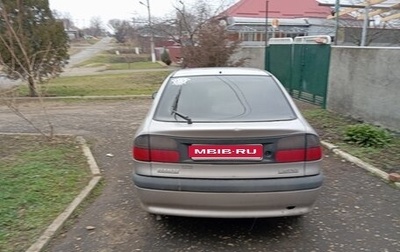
left=132, top=67, right=323, bottom=218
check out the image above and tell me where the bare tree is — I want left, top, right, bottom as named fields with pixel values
left=338, top=18, right=396, bottom=46
left=52, top=10, right=75, bottom=30
left=86, top=17, right=105, bottom=37
left=109, top=19, right=137, bottom=43
left=152, top=0, right=229, bottom=44
left=0, top=88, right=54, bottom=138
left=182, top=19, right=246, bottom=67
left=150, top=0, right=246, bottom=67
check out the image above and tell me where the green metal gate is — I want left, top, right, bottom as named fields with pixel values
left=265, top=36, right=331, bottom=108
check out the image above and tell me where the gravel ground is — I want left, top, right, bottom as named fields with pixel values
left=1, top=38, right=399, bottom=252
left=0, top=98, right=399, bottom=252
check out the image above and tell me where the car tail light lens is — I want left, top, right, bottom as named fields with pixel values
left=275, top=134, right=322, bottom=163
left=133, top=135, right=180, bottom=163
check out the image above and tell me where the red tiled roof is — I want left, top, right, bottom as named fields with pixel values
left=222, top=0, right=332, bottom=19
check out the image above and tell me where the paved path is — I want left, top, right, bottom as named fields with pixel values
left=67, top=37, right=114, bottom=67
left=0, top=37, right=113, bottom=89
left=0, top=99, right=399, bottom=252
left=61, top=37, right=179, bottom=77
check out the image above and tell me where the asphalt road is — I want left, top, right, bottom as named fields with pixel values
left=0, top=37, right=113, bottom=89
left=0, top=99, right=399, bottom=252
left=67, top=37, right=114, bottom=67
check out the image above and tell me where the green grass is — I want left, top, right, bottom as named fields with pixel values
left=17, top=71, right=171, bottom=97
left=0, top=135, right=92, bottom=252
left=302, top=107, right=400, bottom=174
left=106, top=62, right=165, bottom=70
left=12, top=43, right=172, bottom=97
left=75, top=53, right=160, bottom=71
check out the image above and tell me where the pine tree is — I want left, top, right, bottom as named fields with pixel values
left=161, top=48, right=172, bottom=65
left=0, top=0, right=69, bottom=96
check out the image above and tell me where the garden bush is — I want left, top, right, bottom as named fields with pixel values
left=344, top=124, right=391, bottom=148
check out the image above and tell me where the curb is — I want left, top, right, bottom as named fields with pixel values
left=20, top=135, right=102, bottom=252
left=321, top=141, right=400, bottom=189
left=76, top=136, right=101, bottom=176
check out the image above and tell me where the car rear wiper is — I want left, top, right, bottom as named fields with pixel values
left=172, top=110, right=193, bottom=124
left=171, top=87, right=192, bottom=124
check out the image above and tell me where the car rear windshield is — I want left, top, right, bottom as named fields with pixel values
left=154, top=75, right=296, bottom=123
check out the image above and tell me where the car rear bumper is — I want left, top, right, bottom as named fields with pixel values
left=132, top=174, right=323, bottom=218
left=133, top=173, right=323, bottom=192
left=134, top=187, right=322, bottom=218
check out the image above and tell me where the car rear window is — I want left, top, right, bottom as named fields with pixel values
left=154, top=75, right=296, bottom=123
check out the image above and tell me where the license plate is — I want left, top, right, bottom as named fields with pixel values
left=188, top=144, right=263, bottom=160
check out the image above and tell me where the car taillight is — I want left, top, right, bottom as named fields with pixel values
left=133, top=135, right=180, bottom=163
left=275, top=134, right=322, bottom=163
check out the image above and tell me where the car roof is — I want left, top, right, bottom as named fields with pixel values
left=171, top=67, right=272, bottom=78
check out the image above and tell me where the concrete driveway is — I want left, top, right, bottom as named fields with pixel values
left=0, top=99, right=399, bottom=252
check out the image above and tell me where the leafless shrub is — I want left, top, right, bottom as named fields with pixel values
left=0, top=1, right=68, bottom=138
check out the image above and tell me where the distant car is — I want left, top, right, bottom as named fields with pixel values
left=132, top=67, right=323, bottom=218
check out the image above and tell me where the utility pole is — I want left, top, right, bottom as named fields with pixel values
left=334, top=0, right=340, bottom=45
left=140, top=0, right=156, bottom=63
left=265, top=0, right=269, bottom=47
left=264, top=0, right=270, bottom=71
left=361, top=0, right=370, bottom=46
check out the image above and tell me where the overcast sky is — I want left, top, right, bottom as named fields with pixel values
left=49, top=0, right=183, bottom=28
left=49, top=0, right=237, bottom=28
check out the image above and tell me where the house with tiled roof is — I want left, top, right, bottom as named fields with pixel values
left=219, top=0, right=337, bottom=45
